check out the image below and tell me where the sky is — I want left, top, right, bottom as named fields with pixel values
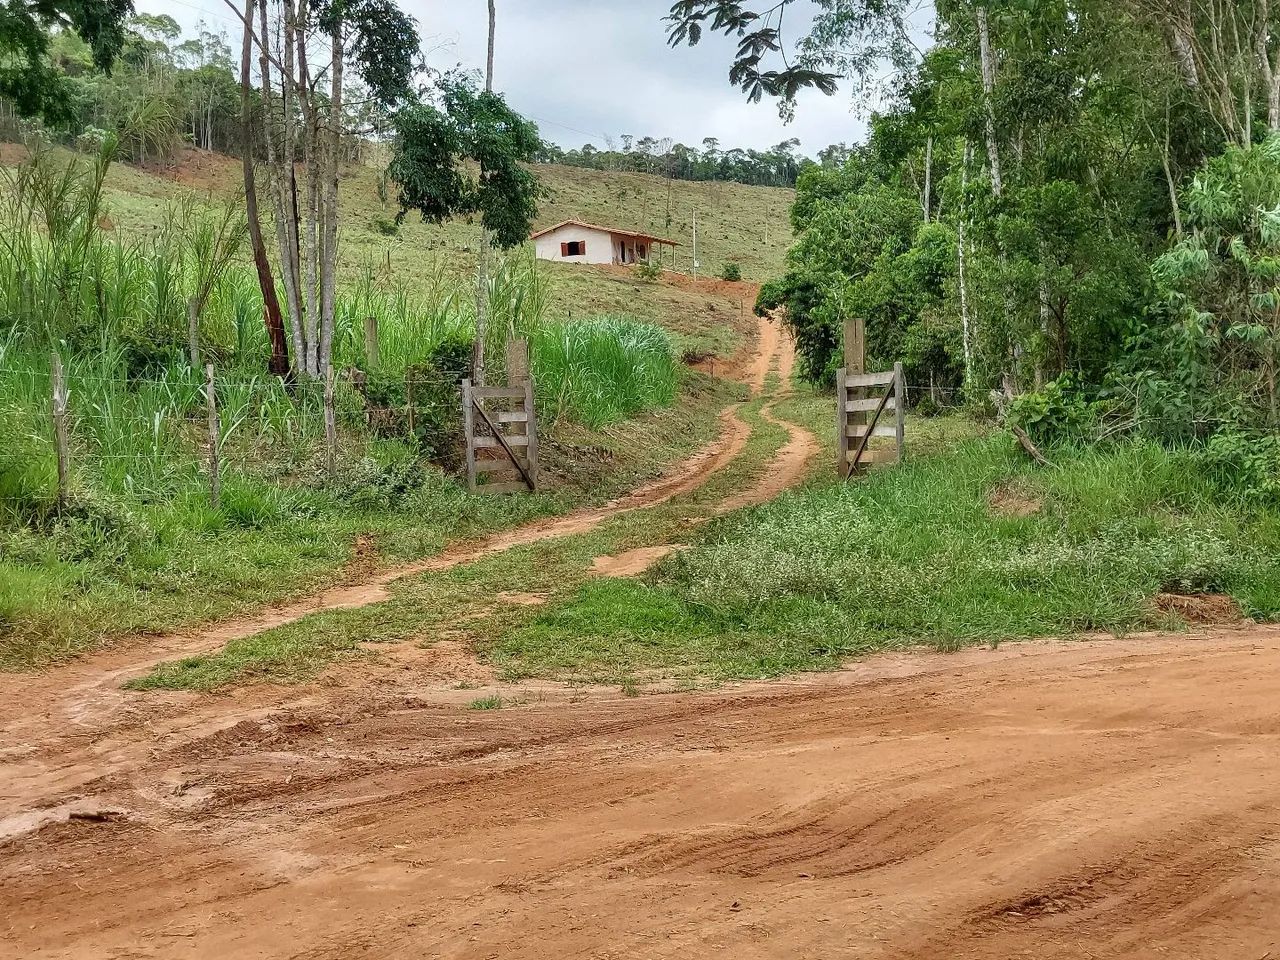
left=141, top=0, right=923, bottom=157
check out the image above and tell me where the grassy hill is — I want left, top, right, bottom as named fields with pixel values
left=81, top=147, right=796, bottom=360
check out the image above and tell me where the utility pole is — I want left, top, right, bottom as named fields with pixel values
left=692, top=208, right=699, bottom=282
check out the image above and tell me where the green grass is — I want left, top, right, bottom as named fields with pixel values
left=128, top=382, right=799, bottom=690
left=468, top=695, right=505, bottom=710
left=489, top=432, right=1280, bottom=684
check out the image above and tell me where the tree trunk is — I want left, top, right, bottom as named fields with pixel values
left=474, top=0, right=498, bottom=385
left=958, top=140, right=974, bottom=385
left=241, top=0, right=290, bottom=377
left=977, top=5, right=1003, bottom=197
left=318, top=20, right=342, bottom=378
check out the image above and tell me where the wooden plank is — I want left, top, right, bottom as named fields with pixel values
left=847, top=424, right=899, bottom=440
left=474, top=435, right=530, bottom=449
left=462, top=379, right=477, bottom=492
left=845, top=371, right=896, bottom=388
left=475, top=458, right=527, bottom=474
left=495, top=410, right=528, bottom=423
left=846, top=397, right=898, bottom=413
left=472, top=386, right=526, bottom=400
left=846, top=447, right=899, bottom=464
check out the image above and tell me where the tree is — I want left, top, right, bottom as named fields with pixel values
left=0, top=0, right=133, bottom=126
left=251, top=0, right=418, bottom=378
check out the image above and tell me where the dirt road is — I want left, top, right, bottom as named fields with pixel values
left=3, top=629, right=1280, bottom=958
left=3, top=314, right=1278, bottom=958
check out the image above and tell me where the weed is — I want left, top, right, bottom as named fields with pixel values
left=468, top=695, right=504, bottom=710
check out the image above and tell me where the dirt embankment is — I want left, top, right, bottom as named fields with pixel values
left=3, top=629, right=1280, bottom=958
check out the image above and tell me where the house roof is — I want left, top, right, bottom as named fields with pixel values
left=529, top=219, right=680, bottom=246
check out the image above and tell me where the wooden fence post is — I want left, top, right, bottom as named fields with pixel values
left=364, top=315, right=380, bottom=370
left=51, top=351, right=69, bottom=508
left=324, top=364, right=337, bottom=481
left=205, top=363, right=220, bottom=509
left=523, top=375, right=539, bottom=492
left=835, top=366, right=848, bottom=478
left=894, top=362, right=906, bottom=463
left=462, top=378, right=477, bottom=492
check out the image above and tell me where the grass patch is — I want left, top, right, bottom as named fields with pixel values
left=468, top=695, right=505, bottom=710
left=491, top=431, right=1280, bottom=683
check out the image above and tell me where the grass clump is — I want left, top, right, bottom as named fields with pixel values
left=532, top=314, right=677, bottom=427
left=491, top=433, right=1280, bottom=683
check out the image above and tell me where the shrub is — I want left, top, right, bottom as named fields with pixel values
left=720, top=262, right=742, bottom=282
left=1008, top=376, right=1099, bottom=445
left=634, top=260, right=662, bottom=282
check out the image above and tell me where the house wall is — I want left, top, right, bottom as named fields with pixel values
left=533, top=226, right=616, bottom=265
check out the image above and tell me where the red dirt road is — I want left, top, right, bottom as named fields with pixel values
left=3, top=629, right=1280, bottom=958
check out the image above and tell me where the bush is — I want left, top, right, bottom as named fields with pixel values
left=1194, top=431, right=1280, bottom=503
left=634, top=260, right=662, bottom=282
left=720, top=262, right=742, bottom=282
left=1008, top=376, right=1099, bottom=445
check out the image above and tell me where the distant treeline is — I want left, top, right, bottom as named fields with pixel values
left=535, top=137, right=854, bottom=189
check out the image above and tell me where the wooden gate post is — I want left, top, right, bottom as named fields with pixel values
left=462, top=378, right=477, bottom=492
left=523, top=375, right=539, bottom=492
left=894, top=362, right=905, bottom=463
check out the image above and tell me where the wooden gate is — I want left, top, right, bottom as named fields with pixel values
left=836, top=362, right=905, bottom=478
left=462, top=376, right=540, bottom=494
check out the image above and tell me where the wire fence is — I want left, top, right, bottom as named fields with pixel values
left=0, top=351, right=469, bottom=512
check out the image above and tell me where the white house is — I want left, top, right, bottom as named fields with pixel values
left=530, top=219, right=678, bottom=267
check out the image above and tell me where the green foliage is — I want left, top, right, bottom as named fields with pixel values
left=531, top=315, right=677, bottom=427
left=1008, top=375, right=1099, bottom=445
left=719, top=261, right=742, bottom=281
left=634, top=260, right=662, bottom=282
left=389, top=74, right=542, bottom=249
left=0, top=0, right=131, bottom=127
left=498, top=434, right=1280, bottom=680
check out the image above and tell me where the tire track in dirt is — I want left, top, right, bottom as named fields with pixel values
left=3, top=629, right=1280, bottom=958
left=0, top=312, right=813, bottom=829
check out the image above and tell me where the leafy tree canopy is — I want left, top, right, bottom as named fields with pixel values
left=389, top=74, right=542, bottom=249
left=0, top=0, right=133, bottom=126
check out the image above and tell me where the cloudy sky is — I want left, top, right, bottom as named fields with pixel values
left=146, top=0, right=922, bottom=156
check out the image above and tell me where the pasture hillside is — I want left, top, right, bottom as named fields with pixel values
left=64, top=147, right=795, bottom=359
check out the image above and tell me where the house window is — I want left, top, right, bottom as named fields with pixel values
left=560, top=240, right=586, bottom=257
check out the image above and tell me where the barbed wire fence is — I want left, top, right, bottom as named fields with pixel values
left=0, top=347, right=468, bottom=514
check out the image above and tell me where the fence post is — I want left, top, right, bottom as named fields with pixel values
left=462, top=378, right=477, bottom=492
left=205, top=362, right=221, bottom=510
left=835, top=366, right=848, bottom=479
left=364, top=315, right=380, bottom=370
left=324, top=364, right=337, bottom=481
left=405, top=374, right=416, bottom=437
left=894, top=361, right=906, bottom=463
left=51, top=351, right=69, bottom=508
left=523, top=375, right=539, bottom=492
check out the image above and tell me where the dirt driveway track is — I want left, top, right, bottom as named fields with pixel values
left=3, top=628, right=1280, bottom=958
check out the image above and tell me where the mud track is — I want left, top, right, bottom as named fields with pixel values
left=3, top=630, right=1280, bottom=958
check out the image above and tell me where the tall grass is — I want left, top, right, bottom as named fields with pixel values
left=532, top=314, right=677, bottom=427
